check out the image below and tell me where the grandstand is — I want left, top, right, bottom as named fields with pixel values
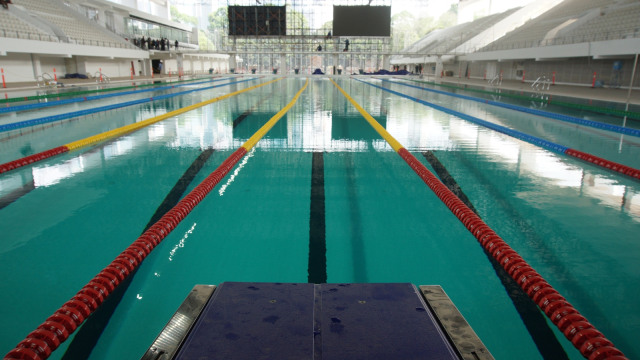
left=0, top=4, right=57, bottom=42
left=0, top=0, right=227, bottom=85
left=0, top=0, right=638, bottom=91
left=391, top=0, right=640, bottom=89
left=480, top=0, right=640, bottom=50
left=15, top=0, right=133, bottom=47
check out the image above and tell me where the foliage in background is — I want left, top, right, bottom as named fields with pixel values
left=199, top=2, right=457, bottom=52
left=170, top=5, right=198, bottom=27
left=391, top=4, right=458, bottom=51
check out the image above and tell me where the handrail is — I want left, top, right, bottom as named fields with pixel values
left=94, top=71, right=110, bottom=83
left=531, top=76, right=551, bottom=93
left=479, top=29, right=640, bottom=52
left=2, top=78, right=306, bottom=360
left=488, top=74, right=502, bottom=87
left=332, top=77, right=629, bottom=360
left=36, top=73, right=56, bottom=88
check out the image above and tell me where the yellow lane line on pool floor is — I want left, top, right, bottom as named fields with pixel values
left=329, top=78, right=628, bottom=359
left=329, top=78, right=404, bottom=152
left=241, top=78, right=309, bottom=151
left=65, top=77, right=284, bottom=151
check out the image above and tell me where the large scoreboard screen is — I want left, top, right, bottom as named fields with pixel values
left=333, top=6, right=391, bottom=37
left=228, top=6, right=286, bottom=36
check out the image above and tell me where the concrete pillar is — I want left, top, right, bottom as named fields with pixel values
left=229, top=54, right=237, bottom=72
left=64, top=57, right=77, bottom=74
left=279, top=53, right=286, bottom=73
left=435, top=56, right=444, bottom=83
left=141, top=59, right=152, bottom=76
left=176, top=53, right=184, bottom=77
left=30, top=54, right=42, bottom=81
left=383, top=55, right=390, bottom=71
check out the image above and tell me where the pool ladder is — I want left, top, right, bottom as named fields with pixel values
left=36, top=73, right=57, bottom=88
left=94, top=71, right=110, bottom=84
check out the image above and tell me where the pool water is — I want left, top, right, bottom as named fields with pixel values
left=0, top=77, right=639, bottom=360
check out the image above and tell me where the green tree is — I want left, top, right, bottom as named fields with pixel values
left=208, top=7, right=228, bottom=33
left=391, top=4, right=458, bottom=52
left=287, top=8, right=309, bottom=35
left=170, top=5, right=197, bottom=27
left=198, top=30, right=215, bottom=51
left=437, top=4, right=458, bottom=29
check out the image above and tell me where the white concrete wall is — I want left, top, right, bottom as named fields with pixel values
left=164, top=59, right=178, bottom=75
left=39, top=57, right=67, bottom=79
left=0, top=53, right=36, bottom=83
left=84, top=58, right=133, bottom=78
left=0, top=37, right=148, bottom=60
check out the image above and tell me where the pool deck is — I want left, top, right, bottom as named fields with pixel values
left=1, top=74, right=638, bottom=106
left=436, top=76, right=640, bottom=106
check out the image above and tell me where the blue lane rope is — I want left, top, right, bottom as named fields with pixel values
left=356, top=78, right=569, bottom=154
left=378, top=78, right=640, bottom=138
left=0, top=77, right=258, bottom=133
left=0, top=77, right=233, bottom=115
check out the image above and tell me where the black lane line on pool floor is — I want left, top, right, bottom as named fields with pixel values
left=63, top=105, right=259, bottom=359
left=421, top=150, right=569, bottom=360
left=62, top=148, right=216, bottom=360
left=0, top=180, right=34, bottom=210
left=308, top=151, right=327, bottom=284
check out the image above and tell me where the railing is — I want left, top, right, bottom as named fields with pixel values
left=479, top=28, right=640, bottom=52
left=526, top=75, right=551, bottom=108
left=1, top=29, right=138, bottom=49
left=36, top=73, right=57, bottom=88
left=488, top=74, right=502, bottom=87
left=68, top=37, right=137, bottom=49
left=0, top=28, right=59, bottom=42
left=94, top=71, right=110, bottom=83
left=531, top=75, right=551, bottom=93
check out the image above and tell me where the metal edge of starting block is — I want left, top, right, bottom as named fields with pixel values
left=419, top=285, right=494, bottom=360
left=140, top=284, right=216, bottom=360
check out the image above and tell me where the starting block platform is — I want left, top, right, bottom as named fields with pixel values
left=142, top=282, right=493, bottom=360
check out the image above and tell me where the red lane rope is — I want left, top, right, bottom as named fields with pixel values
left=0, top=146, right=69, bottom=174
left=3, top=147, right=247, bottom=360
left=396, top=148, right=628, bottom=360
left=566, top=148, right=640, bottom=180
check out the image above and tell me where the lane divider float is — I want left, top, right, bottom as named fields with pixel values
left=0, top=78, right=282, bottom=175
left=0, top=77, right=234, bottom=115
left=0, top=77, right=259, bottom=133
left=380, top=78, right=640, bottom=137
left=330, top=78, right=628, bottom=360
left=358, top=79, right=640, bottom=181
left=3, top=79, right=308, bottom=360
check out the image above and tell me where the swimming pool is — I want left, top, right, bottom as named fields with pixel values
left=1, top=76, right=639, bottom=359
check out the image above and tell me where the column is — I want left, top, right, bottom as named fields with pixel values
left=435, top=56, right=444, bottom=83
left=176, top=53, right=184, bottom=77
left=30, top=54, right=42, bottom=81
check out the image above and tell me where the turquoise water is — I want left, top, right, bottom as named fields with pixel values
left=0, top=77, right=639, bottom=359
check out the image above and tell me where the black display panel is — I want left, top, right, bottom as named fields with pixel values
left=228, top=6, right=286, bottom=36
left=332, top=6, right=391, bottom=37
